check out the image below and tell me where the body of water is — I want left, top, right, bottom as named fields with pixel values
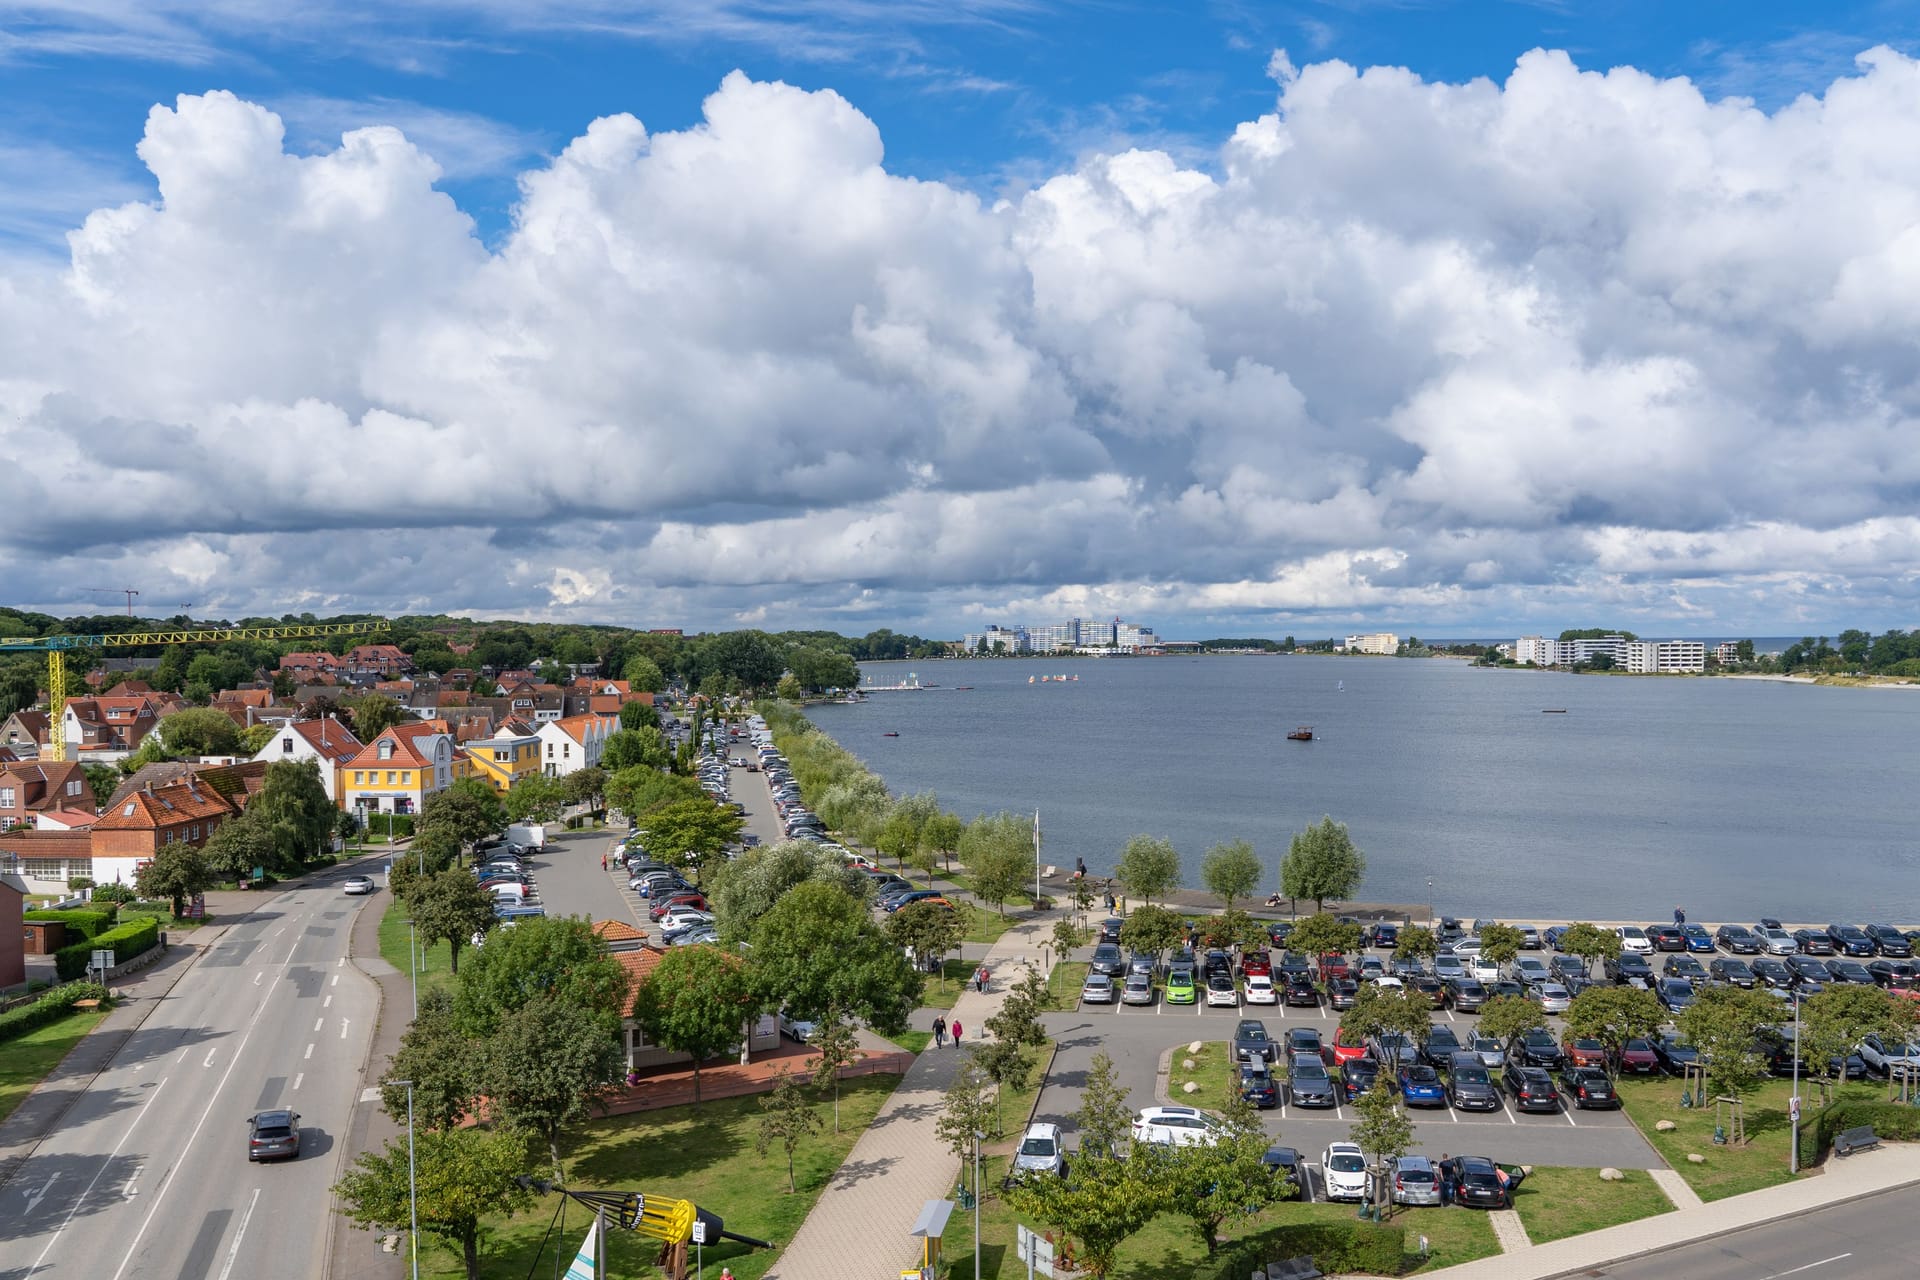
left=803, top=657, right=1920, bottom=922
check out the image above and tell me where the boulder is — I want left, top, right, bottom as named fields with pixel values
left=1599, top=1168, right=1625, bottom=1182
left=1655, top=1120, right=1678, bottom=1132
left=1687, top=1153, right=1707, bottom=1164
left=1189, top=1040, right=1205, bottom=1054
left=1182, top=1081, right=1199, bottom=1095
left=1182, top=1058, right=1197, bottom=1071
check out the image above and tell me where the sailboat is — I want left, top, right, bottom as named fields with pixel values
left=1337, top=680, right=1345, bottom=692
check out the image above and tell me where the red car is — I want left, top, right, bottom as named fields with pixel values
left=1318, top=953, right=1352, bottom=981
left=1240, top=950, right=1273, bottom=978
left=1563, top=1037, right=1608, bottom=1069
left=1331, top=1026, right=1371, bottom=1064
left=1614, top=1037, right=1660, bottom=1075
left=649, top=892, right=708, bottom=921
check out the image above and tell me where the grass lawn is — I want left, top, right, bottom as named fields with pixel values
left=919, top=958, right=981, bottom=1011
left=0, top=1007, right=111, bottom=1126
left=409, top=1074, right=901, bottom=1279
left=937, top=1158, right=1497, bottom=1278
left=1046, top=961, right=1089, bottom=1005
left=1167, top=1040, right=1231, bottom=1111
left=961, top=905, right=1018, bottom=946
left=890, top=1030, right=934, bottom=1054
left=1511, top=1165, right=1675, bottom=1243
left=1617, top=1074, right=1874, bottom=1201
left=117, top=902, right=205, bottom=931
left=377, top=897, right=460, bottom=1003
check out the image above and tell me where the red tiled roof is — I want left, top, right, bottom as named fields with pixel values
left=340, top=721, right=444, bottom=771
left=286, top=716, right=364, bottom=764
left=94, top=776, right=238, bottom=830
left=615, top=946, right=667, bottom=1016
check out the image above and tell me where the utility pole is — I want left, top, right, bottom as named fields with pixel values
left=392, top=1079, right=419, bottom=1280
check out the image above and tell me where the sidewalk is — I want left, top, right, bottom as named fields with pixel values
left=764, top=916, right=1048, bottom=1280
left=1427, top=1142, right=1920, bottom=1279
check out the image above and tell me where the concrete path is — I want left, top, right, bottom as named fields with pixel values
left=1647, top=1166, right=1704, bottom=1210
left=1488, top=1209, right=1531, bottom=1252
left=763, top=918, right=1047, bottom=1280
left=1427, top=1142, right=1920, bottom=1279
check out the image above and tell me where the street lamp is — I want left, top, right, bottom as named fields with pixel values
left=407, top=920, right=419, bottom=1019
left=1789, top=992, right=1802, bottom=1175
left=973, top=1129, right=985, bottom=1280
left=392, top=1078, right=419, bottom=1280
left=1426, top=878, right=1434, bottom=926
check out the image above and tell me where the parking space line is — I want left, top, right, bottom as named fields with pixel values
left=1563, top=1106, right=1578, bottom=1127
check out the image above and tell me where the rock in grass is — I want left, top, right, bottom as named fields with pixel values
left=1656, top=1120, right=1678, bottom=1132
left=1182, top=1058, right=1196, bottom=1070
left=1189, top=1040, right=1205, bottom=1054
left=1687, top=1153, right=1706, bottom=1164
left=1599, top=1168, right=1625, bottom=1181
left=1182, top=1081, right=1199, bottom=1094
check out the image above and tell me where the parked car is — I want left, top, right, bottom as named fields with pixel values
left=1793, top=928, right=1836, bottom=955
left=1858, top=1033, right=1920, bottom=1077
left=1447, top=977, right=1488, bottom=1012
left=1397, top=1064, right=1447, bottom=1108
left=1205, top=974, right=1240, bottom=1008
left=1121, top=974, right=1155, bottom=1006
left=1440, top=1155, right=1525, bottom=1208
left=1529, top=982, right=1571, bottom=1014
left=247, top=1109, right=302, bottom=1161
left=1756, top=924, right=1800, bottom=955
left=1751, top=957, right=1796, bottom=990
left=1507, top=1029, right=1564, bottom=1070
left=1647, top=925, right=1687, bottom=952
left=1606, top=952, right=1655, bottom=988
left=1411, top=975, right=1448, bottom=1009
left=1133, top=1106, right=1222, bottom=1148
left=1239, top=1062, right=1280, bottom=1109
left=1339, top=1056, right=1382, bottom=1102
left=1708, top=957, right=1757, bottom=988
left=1830, top=960, right=1876, bottom=986
left=1287, top=1027, right=1325, bottom=1059
left=1128, top=951, right=1159, bottom=980
left=1326, top=978, right=1359, bottom=1010
left=1715, top=925, right=1762, bottom=954
left=1286, top=1052, right=1338, bottom=1108
left=1869, top=960, right=1917, bottom=990
left=1616, top=926, right=1654, bottom=955
left=1662, top=954, right=1707, bottom=981
left=1562, top=1037, right=1607, bottom=1068
left=1511, top=956, right=1551, bottom=985
left=1282, top=974, right=1318, bottom=1008
left=1653, top=1032, right=1701, bottom=1075
left=1234, top=1019, right=1277, bottom=1064
left=1372, top=1033, right=1419, bottom=1067
left=1446, top=1057, right=1501, bottom=1111
left=1866, top=925, right=1913, bottom=958
left=1089, top=943, right=1127, bottom=978
left=1261, top=1144, right=1303, bottom=1193
left=1826, top=924, right=1878, bottom=957
left=1321, top=1142, right=1369, bottom=1202
left=1421, top=1025, right=1463, bottom=1067
left=1081, top=973, right=1116, bottom=1004
left=1680, top=923, right=1715, bottom=953
left=1330, top=1027, right=1371, bottom=1064
left=1465, top=1033, right=1507, bottom=1070
left=1504, top=1065, right=1561, bottom=1113
left=1787, top=955, right=1835, bottom=985
left=649, top=892, right=709, bottom=921
left=780, top=1012, right=819, bottom=1041
left=1165, top=970, right=1197, bottom=1004
left=1558, top=1067, right=1620, bottom=1109
left=1657, top=977, right=1696, bottom=1012
left=1379, top=1154, right=1442, bottom=1207
left=1366, top=922, right=1400, bottom=948
left=1614, top=1037, right=1661, bottom=1075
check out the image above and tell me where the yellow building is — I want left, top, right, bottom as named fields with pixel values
left=335, top=722, right=457, bottom=816
left=460, top=722, right=544, bottom=794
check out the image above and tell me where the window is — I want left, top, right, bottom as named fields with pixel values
left=354, top=771, right=364, bottom=785
left=282, top=738, right=295, bottom=754
left=66, top=779, right=83, bottom=797
left=546, top=742, right=554, bottom=757
left=123, top=802, right=137, bottom=817
left=189, top=824, right=200, bottom=840
left=385, top=771, right=396, bottom=785
left=0, top=787, right=13, bottom=808
left=378, top=740, right=393, bottom=760
left=164, top=830, right=174, bottom=845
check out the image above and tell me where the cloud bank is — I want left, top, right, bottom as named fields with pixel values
left=5, top=49, right=1920, bottom=633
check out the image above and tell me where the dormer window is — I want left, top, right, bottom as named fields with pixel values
left=378, top=740, right=394, bottom=760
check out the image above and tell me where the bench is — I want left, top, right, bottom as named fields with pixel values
left=1252, top=1257, right=1322, bottom=1280
left=71, top=998, right=101, bottom=1010
left=1834, top=1125, right=1880, bottom=1157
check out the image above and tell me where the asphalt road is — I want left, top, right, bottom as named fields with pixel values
left=1592, top=1185, right=1918, bottom=1280
left=1, top=869, right=380, bottom=1280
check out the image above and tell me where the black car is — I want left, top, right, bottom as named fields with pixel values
left=1286, top=1051, right=1338, bottom=1108
left=1793, top=928, right=1836, bottom=955
left=1203, top=949, right=1234, bottom=980
left=1239, top=1062, right=1280, bottom=1109
left=1826, top=924, right=1877, bottom=957
left=1715, top=925, right=1762, bottom=954
left=1339, top=1057, right=1382, bottom=1102
left=1548, top=954, right=1587, bottom=982
left=1504, top=1065, right=1561, bottom=1112
left=1327, top=977, right=1360, bottom=1010
left=1441, top=1155, right=1524, bottom=1208
left=1657, top=977, right=1695, bottom=1012
left=1830, top=959, right=1876, bottom=985
left=1648, top=925, right=1687, bottom=952
left=1283, top=974, right=1320, bottom=1007
left=1422, top=1025, right=1464, bottom=1067
left=1866, top=925, right=1913, bottom=958
left=1234, top=1019, right=1278, bottom=1063
left=1653, top=1033, right=1701, bottom=1075
left=1277, top=951, right=1313, bottom=978
left=1661, top=954, right=1708, bottom=982
left=1606, top=953, right=1655, bottom=988
left=1557, top=1066, right=1620, bottom=1109
left=1411, top=975, right=1448, bottom=1008
left=1490, top=979, right=1527, bottom=1000
left=1097, top=917, right=1125, bottom=943
left=1787, top=955, right=1835, bottom=984
left=1751, top=957, right=1795, bottom=990
left=1708, top=957, right=1756, bottom=988
left=1286, top=1026, right=1325, bottom=1059
left=1367, top=922, right=1400, bottom=948
left=247, top=1109, right=302, bottom=1161
left=1507, top=1028, right=1565, bottom=1070
left=1869, top=959, right=1917, bottom=990
left=1261, top=1143, right=1303, bottom=1192
left=1089, top=943, right=1127, bottom=978
left=1447, top=976, right=1488, bottom=1011
left=1266, top=921, right=1294, bottom=948
left=1446, top=1057, right=1501, bottom=1111
left=1372, top=1033, right=1419, bottom=1067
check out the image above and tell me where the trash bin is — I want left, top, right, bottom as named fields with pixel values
left=954, top=1184, right=975, bottom=1211
left=160, top=930, right=169, bottom=950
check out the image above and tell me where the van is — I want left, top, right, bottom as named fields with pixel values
left=1013, top=1123, right=1065, bottom=1177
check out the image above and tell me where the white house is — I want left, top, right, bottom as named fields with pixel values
left=252, top=716, right=365, bottom=802
left=536, top=714, right=618, bottom=777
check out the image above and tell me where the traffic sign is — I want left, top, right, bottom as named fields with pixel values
left=691, top=1220, right=707, bottom=1245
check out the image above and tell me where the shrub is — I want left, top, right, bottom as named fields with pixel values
left=1204, top=1219, right=1406, bottom=1280
left=23, top=908, right=115, bottom=939
left=91, top=883, right=138, bottom=905
left=0, top=981, right=111, bottom=1043
left=368, top=813, right=415, bottom=840
left=1799, top=1098, right=1920, bottom=1167
left=54, top=916, right=161, bottom=980
left=66, top=876, right=96, bottom=892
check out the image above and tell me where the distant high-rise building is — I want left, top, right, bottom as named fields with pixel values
left=1342, top=633, right=1399, bottom=655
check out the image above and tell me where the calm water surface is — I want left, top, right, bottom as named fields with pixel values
left=804, top=657, right=1920, bottom=921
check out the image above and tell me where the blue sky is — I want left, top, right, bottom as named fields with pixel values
left=4, top=1, right=1912, bottom=246
left=3, top=2, right=1919, bottom=638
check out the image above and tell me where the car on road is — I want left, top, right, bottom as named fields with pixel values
left=1121, top=974, right=1155, bottom=1006
left=1205, top=974, right=1240, bottom=1007
left=1014, top=1122, right=1066, bottom=1177
left=1504, top=1065, right=1561, bottom=1112
left=1243, top=974, right=1278, bottom=1005
left=1657, top=977, right=1696, bottom=1012
left=1165, top=970, right=1196, bottom=1004
left=1133, top=1106, right=1222, bottom=1148
left=1321, top=1142, right=1369, bottom=1202
left=1397, top=1063, right=1447, bottom=1108
left=1441, top=1155, right=1525, bottom=1208
left=1715, top=924, right=1762, bottom=954
left=1338, top=1056, right=1381, bottom=1102
left=1234, top=1019, right=1277, bottom=1064
left=1446, top=1058, right=1501, bottom=1111
left=1081, top=973, right=1116, bottom=1004
left=1507, top=1029, right=1564, bottom=1071
left=1558, top=1066, right=1620, bottom=1109
left=1615, top=1038, right=1661, bottom=1075
left=1239, top=1062, right=1280, bottom=1109
left=247, top=1109, right=302, bottom=1161
left=1379, top=1154, right=1442, bottom=1207
left=341, top=875, right=376, bottom=895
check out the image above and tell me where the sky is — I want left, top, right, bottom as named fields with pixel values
left=2, top=1, right=1919, bottom=640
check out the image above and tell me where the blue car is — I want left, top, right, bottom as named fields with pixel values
left=1397, top=1064, right=1448, bottom=1108
left=1682, top=924, right=1715, bottom=954
left=1543, top=925, right=1569, bottom=951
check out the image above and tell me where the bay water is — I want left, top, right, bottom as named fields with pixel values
left=803, top=657, right=1920, bottom=922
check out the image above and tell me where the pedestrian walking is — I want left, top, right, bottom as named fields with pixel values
left=951, top=1019, right=963, bottom=1048
left=601, top=853, right=608, bottom=871
left=1104, top=891, right=1116, bottom=913
left=1674, top=905, right=1686, bottom=926
left=1075, top=856, right=1087, bottom=879
left=932, top=1015, right=947, bottom=1047
left=975, top=966, right=988, bottom=992
left=1439, top=1153, right=1454, bottom=1204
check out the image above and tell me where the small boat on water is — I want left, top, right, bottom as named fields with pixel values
left=1287, top=726, right=1314, bottom=741
left=1542, top=709, right=1568, bottom=714
left=883, top=731, right=900, bottom=737
left=954, top=686, right=973, bottom=691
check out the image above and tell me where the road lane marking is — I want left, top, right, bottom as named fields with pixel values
left=214, top=1187, right=262, bottom=1280
left=314, top=1018, right=324, bottom=1032
left=340, top=1018, right=350, bottom=1039
left=1767, top=1255, right=1853, bottom=1278
left=203, top=1048, right=217, bottom=1068
left=28, top=1076, right=169, bottom=1275
left=1564, top=1106, right=1579, bottom=1127
left=293, top=1073, right=303, bottom=1091
left=22, top=1173, right=60, bottom=1214
left=123, top=1161, right=142, bottom=1197
left=331, top=974, right=339, bottom=986
left=304, top=1043, right=314, bottom=1060
left=323, top=995, right=332, bottom=1008
left=252, top=972, right=262, bottom=986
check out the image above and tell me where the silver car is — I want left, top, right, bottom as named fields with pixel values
left=1532, top=982, right=1571, bottom=1014
left=1121, top=973, right=1155, bottom=1005
left=1082, top=973, right=1116, bottom=1004
left=1380, top=1154, right=1441, bottom=1206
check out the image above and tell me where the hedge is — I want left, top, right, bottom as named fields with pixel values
left=0, top=981, right=110, bottom=1043
left=1798, top=1098, right=1920, bottom=1167
left=54, top=916, right=161, bottom=980
left=23, top=908, right=116, bottom=940
left=367, top=813, right=415, bottom=839
left=1203, top=1219, right=1407, bottom=1280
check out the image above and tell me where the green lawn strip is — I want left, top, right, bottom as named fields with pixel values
left=0, top=1007, right=111, bottom=1126
left=937, top=1158, right=1495, bottom=1279
left=1510, top=1165, right=1675, bottom=1244
left=985, top=1043, right=1052, bottom=1145
left=961, top=905, right=1018, bottom=946
left=918, top=958, right=980, bottom=1011
left=408, top=1074, right=900, bottom=1279
left=890, top=1030, right=934, bottom=1054
left=1166, top=1040, right=1231, bottom=1111
left=1616, top=1074, right=1875, bottom=1201
left=376, top=897, right=459, bottom=1003
left=1046, top=961, right=1089, bottom=1005
left=116, top=903, right=205, bottom=931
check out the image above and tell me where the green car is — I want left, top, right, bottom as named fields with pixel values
left=1166, top=970, right=1197, bottom=1004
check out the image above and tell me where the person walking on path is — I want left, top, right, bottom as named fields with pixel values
left=932, top=1015, right=947, bottom=1048
left=1674, top=906, right=1686, bottom=926
left=951, top=1019, right=963, bottom=1048
left=601, top=853, right=608, bottom=872
left=1075, top=856, right=1087, bottom=879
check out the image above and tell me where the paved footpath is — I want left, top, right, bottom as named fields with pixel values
left=764, top=917, right=1048, bottom=1280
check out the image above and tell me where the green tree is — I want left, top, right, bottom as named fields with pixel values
left=1558, top=922, right=1621, bottom=975
left=631, top=945, right=761, bottom=1107
left=133, top=841, right=213, bottom=917
left=1118, top=904, right=1187, bottom=957
left=887, top=900, right=965, bottom=977
left=1394, top=926, right=1438, bottom=965
left=1074, top=1051, right=1133, bottom=1160
left=1474, top=994, right=1547, bottom=1044
left=0, top=663, right=38, bottom=717
left=1199, top=839, right=1262, bottom=914
left=747, top=882, right=921, bottom=1033
left=602, top=726, right=672, bottom=772
left=558, top=765, right=607, bottom=811
left=604, top=767, right=703, bottom=823
left=347, top=694, right=411, bottom=740
left=959, top=811, right=1034, bottom=916
left=482, top=991, right=626, bottom=1172
left=1349, top=1079, right=1416, bottom=1219
left=1678, top=987, right=1779, bottom=1108
left=633, top=797, right=744, bottom=882
left=333, top=1125, right=534, bottom=1280
left=381, top=988, right=480, bottom=1133
left=503, top=772, right=566, bottom=825
left=786, top=646, right=861, bottom=693
left=775, top=674, right=805, bottom=702
left=1161, top=1094, right=1283, bottom=1254
left=756, top=1067, right=824, bottom=1192
left=82, top=763, right=119, bottom=809
left=1564, top=986, right=1665, bottom=1060
left=985, top=965, right=1054, bottom=1050
left=248, top=759, right=337, bottom=868
left=922, top=810, right=963, bottom=873
left=1050, top=916, right=1088, bottom=962
left=934, top=1055, right=997, bottom=1163
left=710, top=839, right=869, bottom=943
left=1114, top=834, right=1181, bottom=905
left=807, top=1010, right=863, bottom=1132
left=1801, top=986, right=1912, bottom=1101
left=1340, top=984, right=1436, bottom=1044
left=1280, top=816, right=1366, bottom=911
left=406, top=865, right=499, bottom=974
left=201, top=811, right=276, bottom=882
left=970, top=1037, right=1036, bottom=1136
left=1286, top=912, right=1364, bottom=958
left=616, top=700, right=659, bottom=733
left=623, top=655, right=667, bottom=693
left=240, top=723, right=277, bottom=754
left=153, top=706, right=244, bottom=757
left=1003, top=1138, right=1170, bottom=1278
left=418, top=778, right=507, bottom=855
left=452, top=915, right=630, bottom=1037
left=1477, top=923, right=1525, bottom=968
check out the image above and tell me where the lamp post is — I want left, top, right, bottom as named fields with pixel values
left=392, top=1078, right=419, bottom=1280
left=973, top=1129, right=985, bottom=1280
left=1426, top=878, right=1434, bottom=926
left=1032, top=810, right=1041, bottom=912
left=407, top=920, right=418, bottom=1019
left=1789, top=992, right=1801, bottom=1175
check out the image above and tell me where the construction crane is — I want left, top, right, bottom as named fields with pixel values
left=83, top=587, right=142, bottom=615
left=0, top=622, right=387, bottom=762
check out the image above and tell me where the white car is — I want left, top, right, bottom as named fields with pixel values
left=1617, top=926, right=1654, bottom=955
left=1532, top=982, right=1571, bottom=1014
left=660, top=908, right=714, bottom=931
left=1371, top=975, right=1404, bottom=990
left=1243, top=974, right=1278, bottom=1005
left=1321, top=1142, right=1369, bottom=1202
left=341, top=875, right=376, bottom=896
left=1132, top=1106, right=1222, bottom=1148
left=779, top=1012, right=818, bottom=1042
left=1204, top=974, right=1240, bottom=1007
left=1469, top=955, right=1501, bottom=984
